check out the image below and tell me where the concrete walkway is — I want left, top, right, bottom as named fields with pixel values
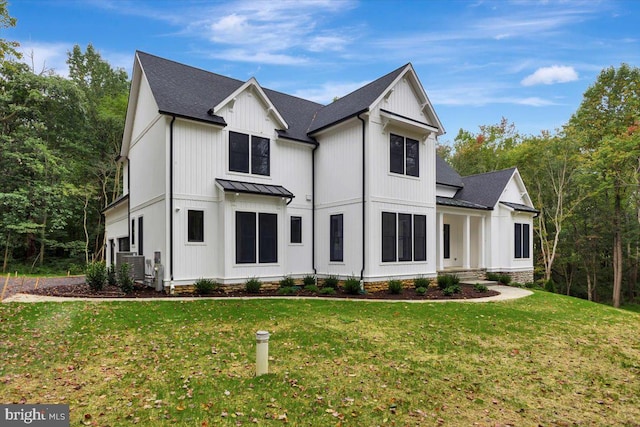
left=2, top=285, right=532, bottom=303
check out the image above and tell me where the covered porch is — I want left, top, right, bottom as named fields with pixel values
left=436, top=209, right=489, bottom=274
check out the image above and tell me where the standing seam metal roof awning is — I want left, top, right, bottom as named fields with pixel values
left=215, top=178, right=294, bottom=199
left=500, top=201, right=539, bottom=214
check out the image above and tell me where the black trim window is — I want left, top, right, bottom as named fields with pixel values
left=390, top=133, right=419, bottom=177
left=118, top=237, right=130, bottom=252
left=290, top=216, right=302, bottom=244
left=138, top=217, right=144, bottom=256
left=188, top=210, right=204, bottom=242
left=330, top=214, right=343, bottom=262
left=443, top=224, right=451, bottom=259
left=236, top=211, right=277, bottom=264
left=229, top=131, right=270, bottom=176
left=382, top=212, right=427, bottom=262
left=131, top=219, right=135, bottom=245
left=515, top=223, right=530, bottom=259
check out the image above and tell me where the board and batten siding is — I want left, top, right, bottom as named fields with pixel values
left=130, top=72, right=161, bottom=146
left=381, top=76, right=431, bottom=124
left=314, top=120, right=364, bottom=278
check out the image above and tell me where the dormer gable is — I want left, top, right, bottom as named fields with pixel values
left=372, top=64, right=444, bottom=137
left=211, top=77, right=289, bottom=131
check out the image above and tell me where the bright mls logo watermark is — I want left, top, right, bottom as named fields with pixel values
left=1, top=404, right=69, bottom=426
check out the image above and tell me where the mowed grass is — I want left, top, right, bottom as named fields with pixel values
left=1, top=292, right=639, bottom=426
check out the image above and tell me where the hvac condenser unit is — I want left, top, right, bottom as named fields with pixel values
left=115, top=252, right=135, bottom=268
left=123, top=255, right=145, bottom=281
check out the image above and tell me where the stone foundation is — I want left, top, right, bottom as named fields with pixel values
left=491, top=270, right=534, bottom=284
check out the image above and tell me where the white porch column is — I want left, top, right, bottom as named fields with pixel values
left=479, top=216, right=486, bottom=268
left=437, top=212, right=444, bottom=271
left=463, top=215, right=471, bottom=269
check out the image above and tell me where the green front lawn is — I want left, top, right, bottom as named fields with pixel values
left=1, top=292, right=639, bottom=426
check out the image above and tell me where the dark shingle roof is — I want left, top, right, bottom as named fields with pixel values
left=435, top=156, right=464, bottom=188
left=137, top=51, right=322, bottom=144
left=216, top=178, right=294, bottom=198
left=500, top=201, right=539, bottom=214
left=436, top=196, right=490, bottom=210
left=455, top=168, right=516, bottom=208
left=307, top=64, right=408, bottom=134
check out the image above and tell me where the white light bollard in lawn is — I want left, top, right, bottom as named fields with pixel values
left=255, top=330, right=270, bottom=376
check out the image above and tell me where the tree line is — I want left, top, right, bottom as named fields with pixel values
left=439, top=64, right=640, bottom=307
left=1, top=3, right=638, bottom=306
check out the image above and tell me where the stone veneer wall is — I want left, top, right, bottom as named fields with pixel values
left=492, top=270, right=534, bottom=284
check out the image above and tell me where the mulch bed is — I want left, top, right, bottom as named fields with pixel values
left=24, top=282, right=499, bottom=300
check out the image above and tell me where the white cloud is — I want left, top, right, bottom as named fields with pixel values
left=17, top=42, right=71, bottom=76
left=521, top=65, right=579, bottom=86
left=292, top=80, right=371, bottom=104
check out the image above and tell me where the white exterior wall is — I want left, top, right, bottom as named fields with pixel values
left=314, top=120, right=363, bottom=278
left=104, top=202, right=128, bottom=265
left=167, top=86, right=314, bottom=284
left=130, top=74, right=160, bottom=144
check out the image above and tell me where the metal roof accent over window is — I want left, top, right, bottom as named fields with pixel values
left=215, top=178, right=294, bottom=199
left=500, top=201, right=539, bottom=214
left=436, top=196, right=491, bottom=210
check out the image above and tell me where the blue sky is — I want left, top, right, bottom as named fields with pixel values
left=5, top=0, right=640, bottom=143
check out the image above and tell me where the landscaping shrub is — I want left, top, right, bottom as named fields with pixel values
left=304, top=284, right=319, bottom=293
left=324, top=275, right=339, bottom=289
left=511, top=281, right=524, bottom=288
left=107, top=264, right=117, bottom=286
left=414, top=277, right=430, bottom=288
left=117, top=263, right=134, bottom=294
left=437, top=274, right=459, bottom=290
left=319, top=287, right=336, bottom=295
left=443, top=284, right=461, bottom=296
left=343, top=276, right=361, bottom=295
left=303, top=275, right=316, bottom=286
left=486, top=272, right=501, bottom=281
left=85, top=261, right=106, bottom=291
left=544, top=279, right=556, bottom=293
left=388, top=280, right=403, bottom=295
left=525, top=281, right=537, bottom=289
left=279, top=276, right=296, bottom=288
left=474, top=283, right=488, bottom=293
left=415, top=286, right=427, bottom=296
left=498, top=274, right=512, bottom=285
left=245, top=278, right=262, bottom=294
left=277, top=286, right=298, bottom=295
left=194, top=278, right=218, bottom=295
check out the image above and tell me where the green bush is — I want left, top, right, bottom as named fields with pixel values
left=279, top=276, right=296, bottom=288
left=303, top=275, right=316, bottom=286
left=343, top=276, right=361, bottom=295
left=324, top=275, right=339, bottom=289
left=443, top=284, right=461, bottom=296
left=245, top=278, right=262, bottom=294
left=117, top=263, right=134, bottom=294
left=414, top=277, right=430, bottom=288
left=415, top=286, right=427, bottom=296
left=524, top=281, right=538, bottom=289
left=498, top=274, right=512, bottom=285
left=437, top=274, right=460, bottom=290
left=194, top=278, right=218, bottom=295
left=85, top=261, right=106, bottom=291
left=544, top=279, right=556, bottom=293
left=474, top=283, right=488, bottom=293
left=107, top=264, right=117, bottom=286
left=319, top=287, right=336, bottom=295
left=304, top=284, right=319, bottom=293
left=277, top=286, right=298, bottom=295
left=486, top=272, right=501, bottom=281
left=511, top=281, right=524, bottom=288
left=388, top=280, right=403, bottom=295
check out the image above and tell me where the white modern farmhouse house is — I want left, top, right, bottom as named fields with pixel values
left=104, top=51, right=537, bottom=290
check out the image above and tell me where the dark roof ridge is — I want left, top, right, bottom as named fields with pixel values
left=461, top=166, right=517, bottom=178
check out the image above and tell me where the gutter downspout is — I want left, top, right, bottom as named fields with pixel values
left=357, top=114, right=366, bottom=287
left=312, top=142, right=319, bottom=276
left=169, top=115, right=176, bottom=281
